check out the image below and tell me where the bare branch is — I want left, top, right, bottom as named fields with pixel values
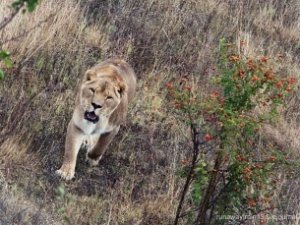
left=1, top=13, right=56, bottom=45
left=173, top=94, right=203, bottom=225
left=0, top=3, right=24, bottom=31
left=196, top=153, right=222, bottom=225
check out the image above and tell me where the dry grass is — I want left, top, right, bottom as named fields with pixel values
left=0, top=171, right=62, bottom=225
left=1, top=0, right=300, bottom=224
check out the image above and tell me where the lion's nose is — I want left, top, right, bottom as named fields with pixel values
left=92, top=102, right=102, bottom=109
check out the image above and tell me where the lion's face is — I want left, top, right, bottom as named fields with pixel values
left=79, top=69, right=125, bottom=123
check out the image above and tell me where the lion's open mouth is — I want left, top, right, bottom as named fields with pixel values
left=84, top=111, right=99, bottom=123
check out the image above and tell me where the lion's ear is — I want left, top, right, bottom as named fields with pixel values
left=117, top=81, right=127, bottom=98
left=84, top=69, right=97, bottom=81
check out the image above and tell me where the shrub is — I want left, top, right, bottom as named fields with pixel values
left=168, top=38, right=299, bottom=225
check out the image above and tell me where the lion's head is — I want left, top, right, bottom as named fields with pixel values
left=78, top=66, right=126, bottom=123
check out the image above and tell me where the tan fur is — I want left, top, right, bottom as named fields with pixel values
left=56, top=59, right=136, bottom=180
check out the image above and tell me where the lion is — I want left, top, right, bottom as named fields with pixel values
left=56, top=59, right=136, bottom=180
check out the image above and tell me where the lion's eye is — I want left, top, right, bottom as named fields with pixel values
left=89, top=88, right=95, bottom=93
left=106, top=96, right=113, bottom=100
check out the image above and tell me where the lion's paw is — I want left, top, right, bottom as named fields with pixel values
left=86, top=154, right=102, bottom=167
left=56, top=166, right=75, bottom=180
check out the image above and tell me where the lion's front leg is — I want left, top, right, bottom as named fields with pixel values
left=86, top=126, right=119, bottom=166
left=56, top=121, right=84, bottom=180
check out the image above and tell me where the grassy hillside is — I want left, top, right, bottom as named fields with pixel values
left=1, top=0, right=300, bottom=224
